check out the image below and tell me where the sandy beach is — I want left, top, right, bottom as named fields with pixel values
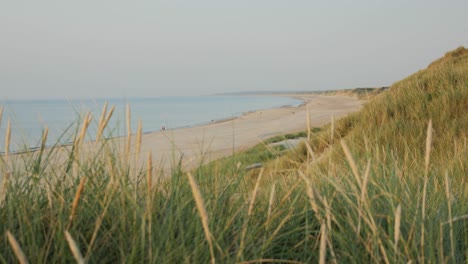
left=129, top=94, right=363, bottom=174
left=4, top=94, right=363, bottom=179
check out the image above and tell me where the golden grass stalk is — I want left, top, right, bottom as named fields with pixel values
left=319, top=223, right=327, bottom=264
left=340, top=139, right=363, bottom=188
left=275, top=181, right=301, bottom=212
left=146, top=152, right=153, bottom=263
left=0, top=172, right=10, bottom=205
left=330, top=115, right=335, bottom=145
left=5, top=119, right=11, bottom=165
left=84, top=183, right=115, bottom=260
left=298, top=170, right=320, bottom=218
left=146, top=151, right=153, bottom=193
left=355, top=183, right=390, bottom=264
left=444, top=171, right=455, bottom=262
left=186, top=172, right=215, bottom=264
left=72, top=113, right=91, bottom=166
left=106, top=155, right=117, bottom=186
left=306, top=106, right=311, bottom=141
left=130, top=120, right=143, bottom=223
left=328, top=115, right=335, bottom=177
left=95, top=104, right=115, bottom=145
left=424, top=119, right=433, bottom=176
left=378, top=238, right=390, bottom=264
left=361, top=159, right=371, bottom=202
left=64, top=231, right=85, bottom=264
left=46, top=185, right=53, bottom=210
left=324, top=198, right=337, bottom=264
left=67, top=177, right=87, bottom=229
left=41, top=127, right=49, bottom=149
left=394, top=204, right=402, bottom=254
left=443, top=214, right=468, bottom=225
left=0, top=106, right=3, bottom=128
left=261, top=210, right=294, bottom=254
left=97, top=102, right=108, bottom=133
left=6, top=231, right=29, bottom=264
left=271, top=209, right=292, bottom=239
left=103, top=106, right=115, bottom=134
left=135, top=120, right=143, bottom=163
left=248, top=168, right=264, bottom=216
left=304, top=142, right=316, bottom=162
left=75, top=112, right=92, bottom=146
left=126, top=104, right=132, bottom=159
left=238, top=168, right=264, bottom=260
left=267, top=183, right=276, bottom=221
left=357, top=159, right=371, bottom=234
left=421, top=120, right=433, bottom=261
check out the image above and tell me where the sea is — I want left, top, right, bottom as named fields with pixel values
left=0, top=95, right=303, bottom=152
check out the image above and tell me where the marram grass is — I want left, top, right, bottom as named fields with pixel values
left=0, top=47, right=467, bottom=263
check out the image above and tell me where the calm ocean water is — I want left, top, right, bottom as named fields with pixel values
left=0, top=95, right=302, bottom=152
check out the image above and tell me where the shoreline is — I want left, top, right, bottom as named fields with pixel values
left=6, top=93, right=363, bottom=177
left=2, top=94, right=304, bottom=155
left=133, top=93, right=362, bottom=174
left=143, top=95, right=304, bottom=135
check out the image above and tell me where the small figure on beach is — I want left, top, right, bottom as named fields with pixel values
left=161, top=125, right=166, bottom=131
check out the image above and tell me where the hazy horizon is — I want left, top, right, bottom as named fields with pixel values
left=1, top=1, right=468, bottom=100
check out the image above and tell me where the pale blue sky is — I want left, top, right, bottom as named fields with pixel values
left=1, top=1, right=467, bottom=99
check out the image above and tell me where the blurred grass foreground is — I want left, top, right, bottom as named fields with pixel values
left=0, top=47, right=467, bottom=263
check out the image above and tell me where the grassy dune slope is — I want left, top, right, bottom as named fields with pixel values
left=303, top=46, right=468, bottom=262
left=0, top=47, right=467, bottom=263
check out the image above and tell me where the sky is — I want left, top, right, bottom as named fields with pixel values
left=1, top=1, right=468, bottom=100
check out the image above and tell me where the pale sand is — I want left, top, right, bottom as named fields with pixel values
left=130, top=94, right=363, bottom=173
